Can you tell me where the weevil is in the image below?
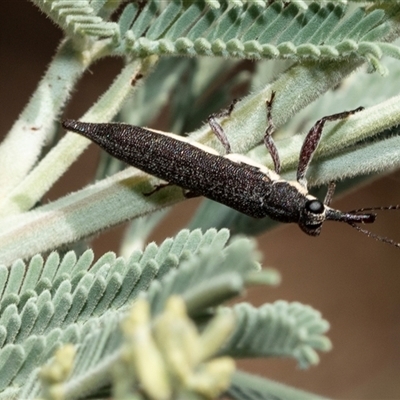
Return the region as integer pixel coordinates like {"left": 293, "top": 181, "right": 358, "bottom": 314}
{"left": 62, "top": 92, "right": 399, "bottom": 247}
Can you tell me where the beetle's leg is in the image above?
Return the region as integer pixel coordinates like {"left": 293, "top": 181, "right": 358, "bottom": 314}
{"left": 297, "top": 106, "right": 364, "bottom": 188}
{"left": 324, "top": 182, "right": 336, "bottom": 206}
{"left": 207, "top": 99, "right": 238, "bottom": 154}
{"left": 143, "top": 182, "right": 172, "bottom": 196}
{"left": 145, "top": 183, "right": 201, "bottom": 199}
{"left": 264, "top": 91, "right": 281, "bottom": 174}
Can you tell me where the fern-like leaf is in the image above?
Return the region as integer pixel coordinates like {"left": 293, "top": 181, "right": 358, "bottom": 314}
{"left": 38, "top": 1, "right": 400, "bottom": 65}
{"left": 32, "top": 0, "right": 119, "bottom": 39}
{"left": 8, "top": 230, "right": 268, "bottom": 399}
{"left": 0, "top": 229, "right": 271, "bottom": 397}
{"left": 0, "top": 229, "right": 231, "bottom": 323}
{"left": 221, "top": 301, "right": 331, "bottom": 368}
{"left": 113, "top": 1, "right": 400, "bottom": 64}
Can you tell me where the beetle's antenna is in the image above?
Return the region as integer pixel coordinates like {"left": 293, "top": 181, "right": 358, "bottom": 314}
{"left": 347, "top": 222, "right": 400, "bottom": 248}
{"left": 344, "top": 205, "right": 400, "bottom": 248}
{"left": 347, "top": 205, "right": 400, "bottom": 214}
{"left": 325, "top": 204, "right": 400, "bottom": 247}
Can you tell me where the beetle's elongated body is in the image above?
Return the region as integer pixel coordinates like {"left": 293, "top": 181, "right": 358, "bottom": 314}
{"left": 63, "top": 120, "right": 310, "bottom": 222}
{"left": 62, "top": 93, "right": 399, "bottom": 246}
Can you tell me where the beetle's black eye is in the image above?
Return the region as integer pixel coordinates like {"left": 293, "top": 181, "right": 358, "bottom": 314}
{"left": 305, "top": 200, "right": 324, "bottom": 214}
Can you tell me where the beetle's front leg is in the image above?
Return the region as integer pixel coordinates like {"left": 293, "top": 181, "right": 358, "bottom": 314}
{"left": 263, "top": 91, "right": 281, "bottom": 174}
{"left": 207, "top": 98, "right": 238, "bottom": 154}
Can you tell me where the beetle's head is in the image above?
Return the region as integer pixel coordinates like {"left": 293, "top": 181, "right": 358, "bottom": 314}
{"left": 298, "top": 198, "right": 376, "bottom": 236}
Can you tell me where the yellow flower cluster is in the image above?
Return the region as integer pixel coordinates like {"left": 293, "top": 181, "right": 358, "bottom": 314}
{"left": 117, "top": 296, "right": 236, "bottom": 399}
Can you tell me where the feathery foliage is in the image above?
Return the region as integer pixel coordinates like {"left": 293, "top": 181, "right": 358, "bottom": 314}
{"left": 0, "top": 230, "right": 328, "bottom": 399}
{"left": 36, "top": 0, "right": 400, "bottom": 64}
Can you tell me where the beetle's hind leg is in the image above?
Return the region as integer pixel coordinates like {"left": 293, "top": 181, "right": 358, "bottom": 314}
{"left": 207, "top": 98, "right": 238, "bottom": 154}
{"left": 296, "top": 106, "right": 364, "bottom": 188}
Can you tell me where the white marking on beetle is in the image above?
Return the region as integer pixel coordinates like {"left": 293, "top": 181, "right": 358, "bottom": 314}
{"left": 224, "top": 153, "right": 281, "bottom": 181}
{"left": 146, "top": 128, "right": 220, "bottom": 155}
